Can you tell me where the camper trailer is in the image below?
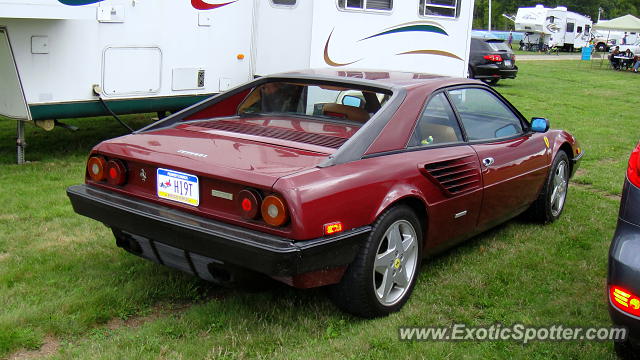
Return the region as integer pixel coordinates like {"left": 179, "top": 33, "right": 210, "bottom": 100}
{"left": 0, "top": 0, "right": 475, "bottom": 163}
{"left": 515, "top": 5, "right": 592, "bottom": 51}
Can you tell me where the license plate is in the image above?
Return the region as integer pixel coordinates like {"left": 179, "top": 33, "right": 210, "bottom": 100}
{"left": 504, "top": 60, "right": 512, "bottom": 67}
{"left": 157, "top": 168, "right": 199, "bottom": 206}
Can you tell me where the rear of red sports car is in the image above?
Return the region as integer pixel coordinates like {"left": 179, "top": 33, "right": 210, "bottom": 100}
{"left": 68, "top": 71, "right": 582, "bottom": 318}
{"left": 68, "top": 72, "right": 405, "bottom": 290}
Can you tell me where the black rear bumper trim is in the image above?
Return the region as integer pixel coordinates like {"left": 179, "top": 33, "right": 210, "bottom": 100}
{"left": 67, "top": 184, "right": 370, "bottom": 277}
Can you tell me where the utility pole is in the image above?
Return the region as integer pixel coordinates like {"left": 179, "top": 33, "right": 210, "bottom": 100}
{"left": 598, "top": 7, "right": 603, "bottom": 22}
{"left": 488, "top": 0, "right": 492, "bottom": 31}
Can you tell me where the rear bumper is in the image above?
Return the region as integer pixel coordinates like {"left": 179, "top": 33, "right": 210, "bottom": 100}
{"left": 608, "top": 180, "right": 640, "bottom": 343}
{"left": 67, "top": 184, "right": 370, "bottom": 282}
{"left": 472, "top": 64, "right": 518, "bottom": 80}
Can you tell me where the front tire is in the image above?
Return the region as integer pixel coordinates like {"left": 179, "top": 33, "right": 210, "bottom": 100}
{"left": 330, "top": 205, "right": 422, "bottom": 318}
{"left": 528, "top": 150, "right": 570, "bottom": 223}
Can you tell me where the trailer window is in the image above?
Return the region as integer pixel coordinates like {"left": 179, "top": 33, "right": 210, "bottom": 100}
{"left": 419, "top": 0, "right": 460, "bottom": 18}
{"left": 567, "top": 23, "right": 575, "bottom": 33}
{"left": 585, "top": 25, "right": 591, "bottom": 33}
{"left": 546, "top": 16, "right": 555, "bottom": 23}
{"left": 271, "top": 0, "right": 296, "bottom": 5}
{"left": 338, "top": 0, "right": 393, "bottom": 11}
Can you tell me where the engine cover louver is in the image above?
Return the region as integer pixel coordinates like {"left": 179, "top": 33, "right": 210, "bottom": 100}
{"left": 191, "top": 120, "right": 349, "bottom": 149}
{"left": 422, "top": 156, "right": 481, "bottom": 196}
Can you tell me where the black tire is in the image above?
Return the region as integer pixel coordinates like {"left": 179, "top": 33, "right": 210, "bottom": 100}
{"left": 527, "top": 150, "right": 570, "bottom": 223}
{"left": 614, "top": 339, "right": 639, "bottom": 360}
{"left": 482, "top": 78, "right": 499, "bottom": 86}
{"left": 597, "top": 43, "right": 607, "bottom": 52}
{"left": 329, "top": 205, "right": 422, "bottom": 318}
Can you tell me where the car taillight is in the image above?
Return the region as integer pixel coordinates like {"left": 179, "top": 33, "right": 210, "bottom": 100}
{"left": 261, "top": 195, "right": 288, "bottom": 227}
{"left": 87, "top": 156, "right": 107, "bottom": 182}
{"left": 237, "top": 189, "right": 262, "bottom": 220}
{"left": 484, "top": 54, "right": 503, "bottom": 62}
{"left": 106, "top": 159, "right": 127, "bottom": 186}
{"left": 610, "top": 286, "right": 640, "bottom": 317}
{"left": 627, "top": 143, "right": 640, "bottom": 187}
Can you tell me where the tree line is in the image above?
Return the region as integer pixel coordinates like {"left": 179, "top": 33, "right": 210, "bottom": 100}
{"left": 474, "top": 0, "right": 640, "bottom": 30}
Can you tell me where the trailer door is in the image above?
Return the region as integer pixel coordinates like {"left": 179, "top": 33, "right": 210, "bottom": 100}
{"left": 565, "top": 19, "right": 576, "bottom": 45}
{"left": 0, "top": 28, "right": 29, "bottom": 120}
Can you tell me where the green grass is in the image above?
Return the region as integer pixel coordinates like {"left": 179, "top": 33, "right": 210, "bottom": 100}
{"left": 0, "top": 61, "right": 634, "bottom": 359}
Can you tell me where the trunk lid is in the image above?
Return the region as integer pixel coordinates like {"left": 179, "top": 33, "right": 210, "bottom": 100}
{"left": 97, "top": 117, "right": 359, "bottom": 188}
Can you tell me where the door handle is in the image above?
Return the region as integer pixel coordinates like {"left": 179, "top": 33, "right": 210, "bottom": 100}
{"left": 482, "top": 157, "right": 495, "bottom": 167}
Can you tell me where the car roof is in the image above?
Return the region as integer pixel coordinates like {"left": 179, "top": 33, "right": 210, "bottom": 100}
{"left": 264, "top": 68, "right": 480, "bottom": 90}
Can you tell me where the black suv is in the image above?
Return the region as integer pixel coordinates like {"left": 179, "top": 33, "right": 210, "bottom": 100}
{"left": 468, "top": 37, "right": 518, "bottom": 85}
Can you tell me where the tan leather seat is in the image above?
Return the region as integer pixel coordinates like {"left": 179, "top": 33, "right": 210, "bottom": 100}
{"left": 322, "top": 103, "right": 370, "bottom": 123}
{"left": 420, "top": 123, "right": 458, "bottom": 144}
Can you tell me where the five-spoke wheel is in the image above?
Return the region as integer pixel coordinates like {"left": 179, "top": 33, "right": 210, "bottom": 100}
{"left": 373, "top": 219, "right": 419, "bottom": 306}
{"left": 330, "top": 205, "right": 422, "bottom": 318}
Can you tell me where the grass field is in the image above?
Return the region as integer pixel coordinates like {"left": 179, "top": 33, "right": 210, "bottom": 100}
{"left": 0, "top": 61, "right": 636, "bottom": 359}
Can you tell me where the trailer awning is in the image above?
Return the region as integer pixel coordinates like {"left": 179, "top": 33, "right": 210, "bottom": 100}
{"left": 594, "top": 14, "right": 640, "bottom": 32}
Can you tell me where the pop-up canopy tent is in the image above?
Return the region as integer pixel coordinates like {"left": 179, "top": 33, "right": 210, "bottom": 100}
{"left": 595, "top": 14, "right": 640, "bottom": 32}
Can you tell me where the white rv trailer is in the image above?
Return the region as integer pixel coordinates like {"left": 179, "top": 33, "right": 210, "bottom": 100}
{"left": 0, "top": 0, "right": 475, "bottom": 163}
{"left": 515, "top": 5, "right": 592, "bottom": 51}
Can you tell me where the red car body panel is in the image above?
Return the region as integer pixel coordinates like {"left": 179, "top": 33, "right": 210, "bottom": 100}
{"left": 67, "top": 70, "right": 582, "bottom": 289}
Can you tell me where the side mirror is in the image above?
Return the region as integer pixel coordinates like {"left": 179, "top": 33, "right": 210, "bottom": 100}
{"left": 342, "top": 95, "right": 363, "bottom": 108}
{"left": 531, "top": 117, "right": 550, "bottom": 133}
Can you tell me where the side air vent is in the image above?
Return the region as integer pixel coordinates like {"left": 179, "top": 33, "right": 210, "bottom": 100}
{"left": 192, "top": 120, "right": 349, "bottom": 149}
{"left": 422, "top": 156, "right": 481, "bottom": 196}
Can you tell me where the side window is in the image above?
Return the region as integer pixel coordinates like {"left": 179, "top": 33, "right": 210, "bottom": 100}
{"left": 567, "top": 22, "right": 575, "bottom": 33}
{"left": 409, "top": 93, "right": 463, "bottom": 147}
{"left": 419, "top": 0, "right": 460, "bottom": 18}
{"left": 338, "top": 0, "right": 393, "bottom": 11}
{"left": 272, "top": 0, "right": 296, "bottom": 5}
{"left": 447, "top": 88, "right": 523, "bottom": 141}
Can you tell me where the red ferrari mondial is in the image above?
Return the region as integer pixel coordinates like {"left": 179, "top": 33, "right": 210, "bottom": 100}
{"left": 68, "top": 70, "right": 582, "bottom": 317}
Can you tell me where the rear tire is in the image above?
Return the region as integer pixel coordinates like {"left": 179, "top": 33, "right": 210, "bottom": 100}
{"left": 482, "top": 78, "right": 500, "bottom": 86}
{"left": 330, "top": 205, "right": 422, "bottom": 318}
{"left": 468, "top": 66, "right": 475, "bottom": 79}
{"left": 527, "top": 150, "right": 570, "bottom": 223}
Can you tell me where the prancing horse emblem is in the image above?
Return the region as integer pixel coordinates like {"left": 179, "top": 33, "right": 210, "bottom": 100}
{"left": 139, "top": 168, "right": 147, "bottom": 182}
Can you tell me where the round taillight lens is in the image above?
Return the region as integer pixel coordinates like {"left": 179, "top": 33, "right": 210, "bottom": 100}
{"left": 237, "top": 189, "right": 262, "bottom": 219}
{"left": 87, "top": 156, "right": 106, "bottom": 182}
{"left": 106, "top": 159, "right": 127, "bottom": 186}
{"left": 261, "top": 195, "right": 288, "bottom": 227}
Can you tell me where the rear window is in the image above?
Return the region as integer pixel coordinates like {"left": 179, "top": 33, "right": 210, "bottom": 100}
{"left": 485, "top": 40, "right": 511, "bottom": 52}
{"left": 237, "top": 81, "right": 391, "bottom": 124}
